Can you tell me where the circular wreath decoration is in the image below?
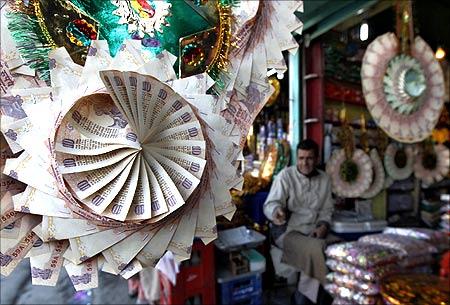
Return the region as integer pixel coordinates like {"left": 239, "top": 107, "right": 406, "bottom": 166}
{"left": 326, "top": 149, "right": 373, "bottom": 198}
{"left": 414, "top": 143, "right": 449, "bottom": 186}
{"left": 0, "top": 0, "right": 304, "bottom": 290}
{"left": 361, "top": 149, "right": 386, "bottom": 199}
{"left": 361, "top": 33, "right": 445, "bottom": 143}
{"left": 383, "top": 143, "right": 414, "bottom": 180}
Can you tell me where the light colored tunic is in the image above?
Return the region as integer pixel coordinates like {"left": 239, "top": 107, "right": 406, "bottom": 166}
{"left": 263, "top": 166, "right": 334, "bottom": 235}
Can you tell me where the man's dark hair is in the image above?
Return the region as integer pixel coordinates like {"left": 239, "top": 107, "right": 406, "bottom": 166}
{"left": 297, "top": 139, "right": 319, "bottom": 157}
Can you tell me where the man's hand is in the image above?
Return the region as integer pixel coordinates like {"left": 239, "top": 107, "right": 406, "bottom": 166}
{"left": 272, "top": 207, "right": 286, "bottom": 225}
{"left": 310, "top": 224, "right": 328, "bottom": 238}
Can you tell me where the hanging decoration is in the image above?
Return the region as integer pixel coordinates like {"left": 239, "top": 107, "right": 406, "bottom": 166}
{"left": 413, "top": 142, "right": 449, "bottom": 186}
{"left": 361, "top": 2, "right": 445, "bottom": 143}
{"left": 326, "top": 109, "right": 373, "bottom": 198}
{"left": 6, "top": 0, "right": 100, "bottom": 81}
{"left": 0, "top": 0, "right": 303, "bottom": 290}
{"left": 110, "top": 0, "right": 171, "bottom": 39}
{"left": 361, "top": 149, "right": 386, "bottom": 199}
{"left": 359, "top": 115, "right": 385, "bottom": 199}
{"left": 383, "top": 142, "right": 414, "bottom": 180}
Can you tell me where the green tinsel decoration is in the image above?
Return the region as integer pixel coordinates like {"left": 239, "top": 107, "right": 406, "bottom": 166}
{"left": 6, "top": 12, "right": 55, "bottom": 83}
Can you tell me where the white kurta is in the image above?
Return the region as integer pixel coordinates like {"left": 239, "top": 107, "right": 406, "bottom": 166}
{"left": 263, "top": 166, "right": 334, "bottom": 234}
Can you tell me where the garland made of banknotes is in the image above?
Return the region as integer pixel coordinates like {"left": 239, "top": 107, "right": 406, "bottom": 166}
{"left": 0, "top": 0, "right": 303, "bottom": 290}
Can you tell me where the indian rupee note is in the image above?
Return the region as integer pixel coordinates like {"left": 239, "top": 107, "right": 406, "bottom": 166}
{"left": 63, "top": 152, "right": 137, "bottom": 200}
{"left": 126, "top": 158, "right": 152, "bottom": 220}
{"left": 98, "top": 70, "right": 138, "bottom": 133}
{"left": 102, "top": 155, "right": 140, "bottom": 221}
{"left": 102, "top": 228, "right": 155, "bottom": 274}
{"left": 136, "top": 221, "right": 178, "bottom": 267}
{"left": 152, "top": 120, "right": 204, "bottom": 143}
{"left": 41, "top": 216, "right": 100, "bottom": 241}
{"left": 69, "top": 227, "right": 135, "bottom": 264}
{"left": 145, "top": 150, "right": 200, "bottom": 201}
{"left": 81, "top": 157, "right": 135, "bottom": 214}
{"left": 143, "top": 155, "right": 184, "bottom": 215}
{"left": 55, "top": 123, "right": 128, "bottom": 156}
{"left": 13, "top": 186, "right": 71, "bottom": 218}
{"left": 30, "top": 240, "right": 69, "bottom": 286}
{"left": 146, "top": 147, "right": 206, "bottom": 180}
{"left": 144, "top": 140, "right": 205, "bottom": 159}
{"left": 168, "top": 204, "right": 199, "bottom": 260}
{"left": 57, "top": 148, "right": 137, "bottom": 174}
{"left": 65, "top": 258, "right": 99, "bottom": 291}
{"left": 67, "top": 93, "right": 139, "bottom": 148}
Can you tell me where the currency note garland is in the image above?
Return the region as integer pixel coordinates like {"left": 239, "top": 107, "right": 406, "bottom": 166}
{"left": 0, "top": 0, "right": 303, "bottom": 289}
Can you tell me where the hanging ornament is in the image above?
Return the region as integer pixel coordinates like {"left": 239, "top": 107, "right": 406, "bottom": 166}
{"left": 361, "top": 149, "right": 386, "bottom": 199}
{"left": 66, "top": 19, "right": 98, "bottom": 47}
{"left": 383, "top": 142, "right": 414, "bottom": 180}
{"left": 1, "top": 0, "right": 303, "bottom": 290}
{"left": 111, "top": 0, "right": 170, "bottom": 39}
{"left": 361, "top": 2, "right": 445, "bottom": 143}
{"left": 414, "top": 142, "right": 449, "bottom": 186}
{"left": 6, "top": 0, "right": 100, "bottom": 81}
{"left": 326, "top": 149, "right": 373, "bottom": 198}
{"left": 326, "top": 108, "right": 373, "bottom": 198}
{"left": 179, "top": 0, "right": 233, "bottom": 79}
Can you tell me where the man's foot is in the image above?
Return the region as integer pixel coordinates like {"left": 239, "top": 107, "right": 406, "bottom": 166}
{"left": 291, "top": 291, "right": 315, "bottom": 305}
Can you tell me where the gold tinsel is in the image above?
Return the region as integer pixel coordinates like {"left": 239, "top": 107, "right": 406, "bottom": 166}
{"left": 206, "top": 2, "right": 232, "bottom": 78}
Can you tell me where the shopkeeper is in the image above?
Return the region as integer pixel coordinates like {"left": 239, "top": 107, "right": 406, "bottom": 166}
{"left": 263, "top": 139, "right": 338, "bottom": 305}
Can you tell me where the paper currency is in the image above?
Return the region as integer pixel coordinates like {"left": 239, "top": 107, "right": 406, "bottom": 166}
{"left": 1, "top": 191, "right": 24, "bottom": 229}
{"left": 98, "top": 70, "right": 139, "bottom": 134}
{"left": 30, "top": 240, "right": 69, "bottom": 286}
{"left": 136, "top": 221, "right": 178, "bottom": 267}
{"left": 152, "top": 121, "right": 204, "bottom": 143}
{"left": 144, "top": 140, "right": 206, "bottom": 160}
{"left": 126, "top": 159, "right": 152, "bottom": 220}
{"left": 65, "top": 258, "right": 99, "bottom": 291}
{"left": 12, "top": 186, "right": 72, "bottom": 218}
{"left": 63, "top": 153, "right": 137, "bottom": 200}
{"left": 1, "top": 214, "right": 41, "bottom": 276}
{"left": 66, "top": 93, "right": 140, "bottom": 148}
{"left": 81, "top": 157, "right": 135, "bottom": 214}
{"left": 102, "top": 155, "right": 140, "bottom": 221}
{"left": 68, "top": 227, "right": 135, "bottom": 263}
{"left": 148, "top": 148, "right": 206, "bottom": 180}
{"left": 102, "top": 228, "right": 155, "bottom": 274}
{"left": 57, "top": 148, "right": 137, "bottom": 174}
{"left": 146, "top": 150, "right": 200, "bottom": 201}
{"left": 167, "top": 204, "right": 199, "bottom": 260}
{"left": 40, "top": 216, "right": 100, "bottom": 241}
{"left": 143, "top": 155, "right": 184, "bottom": 214}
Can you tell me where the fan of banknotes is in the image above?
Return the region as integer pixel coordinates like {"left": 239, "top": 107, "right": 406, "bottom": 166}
{"left": 0, "top": 0, "right": 303, "bottom": 291}
{"left": 54, "top": 72, "right": 206, "bottom": 222}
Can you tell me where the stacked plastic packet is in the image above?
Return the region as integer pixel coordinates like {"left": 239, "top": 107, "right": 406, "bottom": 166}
{"left": 325, "top": 242, "right": 401, "bottom": 305}
{"left": 359, "top": 233, "right": 439, "bottom": 273}
{"left": 383, "top": 227, "right": 449, "bottom": 252}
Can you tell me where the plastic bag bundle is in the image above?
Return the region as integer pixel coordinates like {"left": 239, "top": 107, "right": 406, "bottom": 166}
{"left": 326, "top": 259, "right": 399, "bottom": 282}
{"left": 399, "top": 254, "right": 434, "bottom": 268}
{"left": 326, "top": 272, "right": 380, "bottom": 295}
{"left": 358, "top": 234, "right": 438, "bottom": 257}
{"left": 383, "top": 227, "right": 449, "bottom": 251}
{"left": 325, "top": 283, "right": 380, "bottom": 305}
{"left": 325, "top": 242, "right": 401, "bottom": 268}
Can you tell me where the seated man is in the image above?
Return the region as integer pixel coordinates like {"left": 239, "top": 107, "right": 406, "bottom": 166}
{"left": 263, "top": 139, "right": 337, "bottom": 305}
